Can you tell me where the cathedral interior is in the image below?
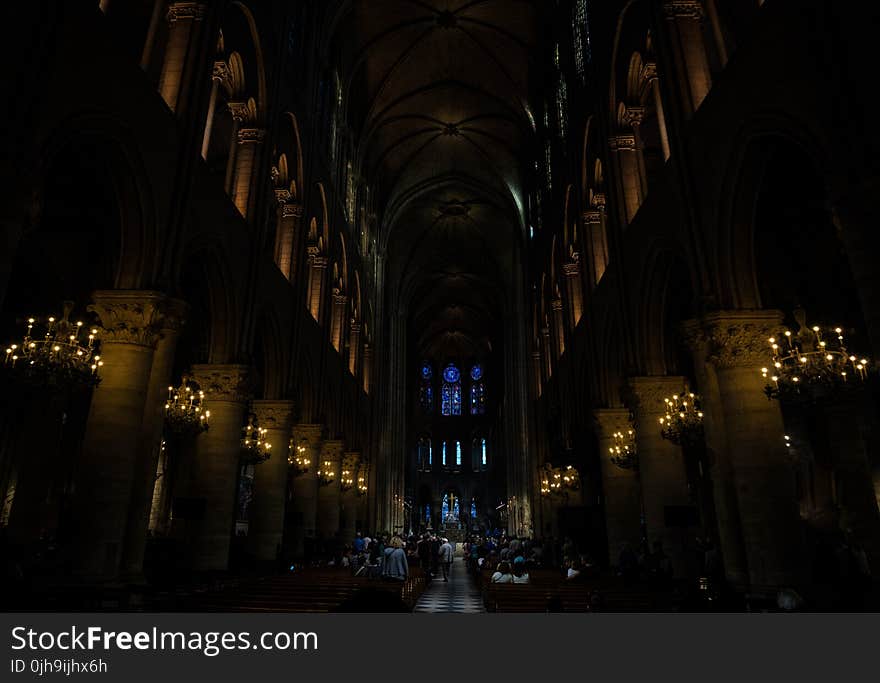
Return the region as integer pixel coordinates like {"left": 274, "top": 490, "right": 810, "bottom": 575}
{"left": 2, "top": 0, "right": 879, "bottom": 612}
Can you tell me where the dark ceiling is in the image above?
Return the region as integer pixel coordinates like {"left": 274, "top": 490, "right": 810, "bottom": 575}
{"left": 332, "top": 0, "right": 544, "bottom": 359}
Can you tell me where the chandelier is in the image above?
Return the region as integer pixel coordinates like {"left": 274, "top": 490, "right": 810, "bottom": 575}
{"left": 164, "top": 376, "right": 209, "bottom": 435}
{"left": 240, "top": 413, "right": 271, "bottom": 465}
{"left": 317, "top": 459, "right": 336, "bottom": 486}
{"left": 609, "top": 428, "right": 638, "bottom": 470}
{"left": 288, "top": 439, "right": 311, "bottom": 475}
{"left": 540, "top": 463, "right": 580, "bottom": 497}
{"left": 3, "top": 303, "right": 103, "bottom": 388}
{"left": 356, "top": 467, "right": 368, "bottom": 496}
{"left": 659, "top": 388, "right": 704, "bottom": 446}
{"left": 761, "top": 311, "right": 870, "bottom": 402}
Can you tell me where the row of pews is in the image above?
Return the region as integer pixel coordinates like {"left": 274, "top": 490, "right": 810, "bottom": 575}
{"left": 183, "top": 567, "right": 428, "bottom": 613}
{"left": 476, "top": 567, "right": 676, "bottom": 612}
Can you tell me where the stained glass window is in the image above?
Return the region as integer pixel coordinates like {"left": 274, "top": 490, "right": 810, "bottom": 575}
{"left": 425, "top": 504, "right": 431, "bottom": 524}
{"left": 417, "top": 436, "right": 431, "bottom": 470}
{"left": 442, "top": 493, "right": 449, "bottom": 519}
{"left": 470, "top": 364, "right": 483, "bottom": 381}
{"left": 572, "top": 0, "right": 592, "bottom": 83}
{"left": 556, "top": 74, "right": 568, "bottom": 142}
{"left": 455, "top": 440, "right": 462, "bottom": 466}
{"left": 482, "top": 438, "right": 487, "bottom": 467}
{"left": 419, "top": 363, "right": 433, "bottom": 413}
{"left": 442, "top": 441, "right": 447, "bottom": 466}
{"left": 471, "top": 500, "right": 477, "bottom": 518}
{"left": 470, "top": 381, "right": 486, "bottom": 415}
{"left": 421, "top": 363, "right": 433, "bottom": 380}
{"left": 345, "top": 161, "right": 356, "bottom": 223}
{"left": 441, "top": 364, "right": 462, "bottom": 416}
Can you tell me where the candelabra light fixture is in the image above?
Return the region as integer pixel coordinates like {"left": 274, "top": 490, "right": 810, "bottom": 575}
{"left": 540, "top": 463, "right": 580, "bottom": 497}
{"left": 610, "top": 428, "right": 638, "bottom": 470}
{"left": 659, "top": 388, "right": 704, "bottom": 446}
{"left": 356, "top": 467, "right": 368, "bottom": 496}
{"left": 240, "top": 413, "right": 271, "bottom": 465}
{"left": 164, "top": 376, "right": 209, "bottom": 435}
{"left": 3, "top": 303, "right": 103, "bottom": 388}
{"left": 340, "top": 466, "right": 355, "bottom": 491}
{"left": 317, "top": 459, "right": 336, "bottom": 486}
{"left": 288, "top": 439, "right": 311, "bottom": 475}
{"left": 761, "top": 311, "right": 871, "bottom": 402}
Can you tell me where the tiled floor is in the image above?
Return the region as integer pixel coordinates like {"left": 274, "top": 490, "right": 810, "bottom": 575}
{"left": 413, "top": 558, "right": 485, "bottom": 613}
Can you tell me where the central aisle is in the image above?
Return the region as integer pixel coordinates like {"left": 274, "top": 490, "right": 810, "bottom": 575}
{"left": 413, "top": 557, "right": 485, "bottom": 614}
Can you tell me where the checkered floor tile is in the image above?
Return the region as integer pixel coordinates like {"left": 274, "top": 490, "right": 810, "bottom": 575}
{"left": 413, "top": 559, "right": 485, "bottom": 613}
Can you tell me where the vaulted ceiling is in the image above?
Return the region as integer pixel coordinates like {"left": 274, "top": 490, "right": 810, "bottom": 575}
{"left": 332, "top": 0, "right": 544, "bottom": 359}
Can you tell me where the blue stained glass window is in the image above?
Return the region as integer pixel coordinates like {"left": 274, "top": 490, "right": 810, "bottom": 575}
{"left": 421, "top": 363, "right": 432, "bottom": 380}
{"left": 471, "top": 501, "right": 477, "bottom": 518}
{"left": 428, "top": 442, "right": 433, "bottom": 466}
{"left": 420, "top": 384, "right": 433, "bottom": 412}
{"left": 455, "top": 440, "right": 462, "bottom": 466}
{"left": 470, "top": 382, "right": 485, "bottom": 415}
{"left": 470, "top": 364, "right": 483, "bottom": 381}
{"left": 481, "top": 438, "right": 487, "bottom": 466}
{"left": 442, "top": 441, "right": 447, "bottom": 466}
{"left": 425, "top": 504, "right": 431, "bottom": 524}
{"left": 441, "top": 364, "right": 462, "bottom": 416}
{"left": 442, "top": 493, "right": 449, "bottom": 520}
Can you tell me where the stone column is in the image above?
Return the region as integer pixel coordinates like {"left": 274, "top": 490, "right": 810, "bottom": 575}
{"left": 583, "top": 209, "right": 608, "bottom": 286}
{"left": 362, "top": 343, "right": 373, "bottom": 394}
{"left": 608, "top": 134, "right": 643, "bottom": 225}
{"left": 290, "top": 424, "right": 323, "bottom": 558}
{"left": 224, "top": 102, "right": 245, "bottom": 196}
{"left": 306, "top": 252, "right": 328, "bottom": 322}
{"left": 540, "top": 326, "right": 553, "bottom": 379}
{"left": 531, "top": 349, "right": 543, "bottom": 397}
{"left": 700, "top": 310, "right": 803, "bottom": 591}
{"left": 682, "top": 319, "right": 750, "bottom": 588}
{"left": 340, "top": 451, "right": 361, "bottom": 545}
{"left": 551, "top": 298, "right": 565, "bottom": 358}
{"left": 273, "top": 196, "right": 302, "bottom": 282}
{"left": 348, "top": 321, "right": 362, "bottom": 376}
{"left": 627, "top": 375, "right": 692, "bottom": 577}
{"left": 594, "top": 409, "right": 643, "bottom": 566}
{"left": 317, "top": 440, "right": 344, "bottom": 540}
{"left": 662, "top": 0, "right": 712, "bottom": 116}
{"left": 644, "top": 61, "right": 671, "bottom": 161}
{"left": 248, "top": 400, "right": 295, "bottom": 562}
{"left": 232, "top": 127, "right": 265, "bottom": 219}
{"left": 158, "top": 2, "right": 207, "bottom": 112}
{"left": 330, "top": 294, "right": 348, "bottom": 353}
{"left": 187, "top": 364, "right": 251, "bottom": 572}
{"left": 71, "top": 291, "right": 165, "bottom": 581}
{"left": 563, "top": 261, "right": 583, "bottom": 329}
{"left": 121, "top": 297, "right": 188, "bottom": 581}
{"left": 201, "top": 60, "right": 229, "bottom": 159}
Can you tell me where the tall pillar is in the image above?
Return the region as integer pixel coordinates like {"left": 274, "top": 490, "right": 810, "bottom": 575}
{"left": 700, "top": 310, "right": 803, "bottom": 591}
{"left": 531, "top": 349, "right": 543, "bottom": 397}
{"left": 682, "top": 319, "right": 750, "bottom": 587}
{"left": 608, "top": 134, "right": 644, "bottom": 225}
{"left": 157, "top": 2, "right": 207, "bottom": 112}
{"left": 317, "top": 440, "right": 344, "bottom": 541}
{"left": 540, "top": 326, "right": 553, "bottom": 379}
{"left": 290, "top": 424, "right": 323, "bottom": 558}
{"left": 306, "top": 252, "right": 328, "bottom": 322}
{"left": 627, "top": 375, "right": 691, "bottom": 577}
{"left": 348, "top": 321, "right": 361, "bottom": 376}
{"left": 594, "top": 409, "right": 642, "bottom": 565}
{"left": 362, "top": 343, "right": 373, "bottom": 394}
{"left": 121, "top": 297, "right": 188, "bottom": 581}
{"left": 644, "top": 61, "right": 671, "bottom": 161}
{"left": 340, "top": 451, "right": 361, "bottom": 545}
{"left": 273, "top": 196, "right": 302, "bottom": 282}
{"left": 71, "top": 291, "right": 165, "bottom": 581}
{"left": 330, "top": 294, "right": 348, "bottom": 353}
{"left": 663, "top": 0, "right": 712, "bottom": 116}
{"left": 248, "top": 400, "right": 295, "bottom": 562}
{"left": 562, "top": 261, "right": 583, "bottom": 328}
{"left": 187, "top": 364, "right": 251, "bottom": 572}
{"left": 583, "top": 209, "right": 608, "bottom": 286}
{"left": 201, "top": 60, "right": 229, "bottom": 159}
{"left": 551, "top": 298, "right": 565, "bottom": 358}
{"left": 232, "top": 127, "right": 265, "bottom": 219}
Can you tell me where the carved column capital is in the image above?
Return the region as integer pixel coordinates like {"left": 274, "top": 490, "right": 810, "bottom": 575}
{"left": 212, "top": 60, "right": 229, "bottom": 83}
{"left": 626, "top": 375, "right": 689, "bottom": 418}
{"left": 88, "top": 290, "right": 168, "bottom": 347}
{"left": 688, "top": 310, "right": 784, "bottom": 370}
{"left": 608, "top": 134, "right": 637, "bottom": 151}
{"left": 274, "top": 188, "right": 292, "bottom": 206}
{"left": 593, "top": 408, "right": 633, "bottom": 438}
{"left": 281, "top": 202, "right": 303, "bottom": 219}
{"left": 551, "top": 298, "right": 564, "bottom": 312}
{"left": 333, "top": 294, "right": 349, "bottom": 307}
{"left": 311, "top": 255, "right": 329, "bottom": 269}
{"left": 663, "top": 0, "right": 705, "bottom": 20}
{"left": 190, "top": 364, "right": 252, "bottom": 403}
{"left": 623, "top": 105, "right": 647, "bottom": 127}
{"left": 166, "top": 2, "right": 207, "bottom": 23}
{"left": 562, "top": 261, "right": 580, "bottom": 278}
{"left": 228, "top": 101, "right": 250, "bottom": 123}
{"left": 320, "top": 439, "right": 345, "bottom": 462}
{"left": 643, "top": 61, "right": 659, "bottom": 82}
{"left": 292, "top": 423, "right": 324, "bottom": 447}
{"left": 582, "top": 209, "right": 603, "bottom": 225}
{"left": 237, "top": 128, "right": 266, "bottom": 145}
{"left": 251, "top": 399, "right": 296, "bottom": 429}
